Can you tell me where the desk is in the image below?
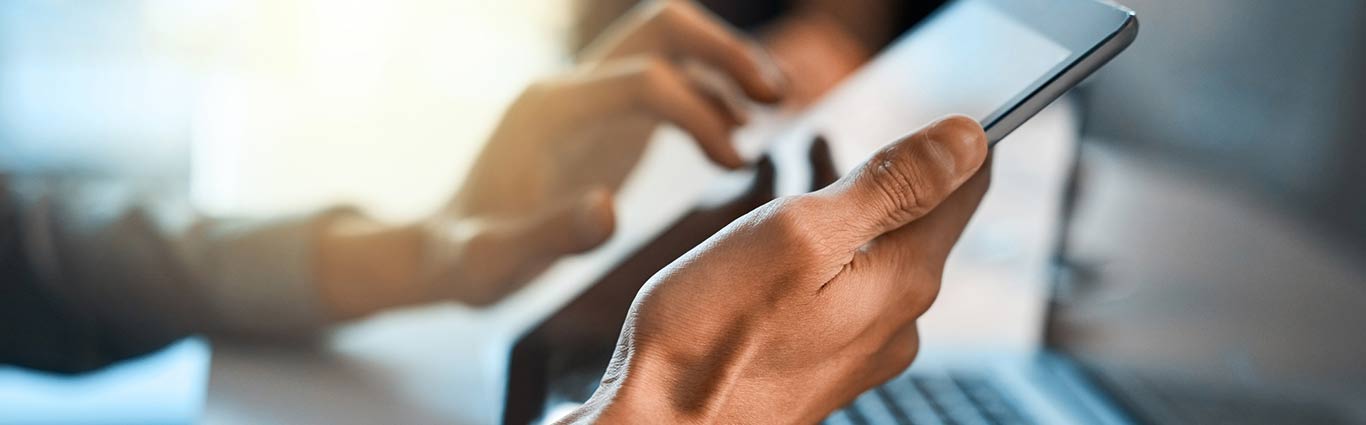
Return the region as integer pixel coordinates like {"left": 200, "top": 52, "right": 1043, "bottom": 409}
{"left": 202, "top": 99, "right": 1079, "bottom": 425}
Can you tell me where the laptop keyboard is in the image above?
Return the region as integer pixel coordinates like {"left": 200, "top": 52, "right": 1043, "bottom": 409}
{"left": 824, "top": 373, "right": 1033, "bottom": 425}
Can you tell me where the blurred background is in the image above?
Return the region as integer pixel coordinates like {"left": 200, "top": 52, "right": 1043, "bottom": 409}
{"left": 1082, "top": 0, "right": 1366, "bottom": 251}
{"left": 2, "top": 0, "right": 1364, "bottom": 424}
{"left": 1, "top": 2, "right": 575, "bottom": 423}
{"left": 1, "top": 0, "right": 570, "bottom": 221}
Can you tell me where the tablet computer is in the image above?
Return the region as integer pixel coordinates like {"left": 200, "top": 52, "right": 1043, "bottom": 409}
{"left": 965, "top": 0, "right": 1137, "bottom": 144}
{"left": 772, "top": 0, "right": 1137, "bottom": 178}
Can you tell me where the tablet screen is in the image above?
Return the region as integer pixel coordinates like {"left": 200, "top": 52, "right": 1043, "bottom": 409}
{"left": 791, "top": 0, "right": 1072, "bottom": 172}
{"left": 914, "top": 0, "right": 1073, "bottom": 124}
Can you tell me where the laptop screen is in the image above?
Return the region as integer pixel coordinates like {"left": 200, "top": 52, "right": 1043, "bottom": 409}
{"left": 1046, "top": 0, "right": 1366, "bottom": 420}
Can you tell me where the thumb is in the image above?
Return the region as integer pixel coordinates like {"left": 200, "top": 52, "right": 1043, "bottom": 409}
{"left": 814, "top": 115, "right": 987, "bottom": 245}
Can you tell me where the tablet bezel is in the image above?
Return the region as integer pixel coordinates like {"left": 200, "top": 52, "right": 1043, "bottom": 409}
{"left": 972, "top": 0, "right": 1138, "bottom": 144}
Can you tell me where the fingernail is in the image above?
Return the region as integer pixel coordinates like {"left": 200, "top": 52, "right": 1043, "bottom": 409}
{"left": 926, "top": 115, "right": 988, "bottom": 176}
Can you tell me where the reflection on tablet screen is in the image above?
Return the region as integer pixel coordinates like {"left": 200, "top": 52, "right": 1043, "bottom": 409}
{"left": 799, "top": 0, "right": 1072, "bottom": 172}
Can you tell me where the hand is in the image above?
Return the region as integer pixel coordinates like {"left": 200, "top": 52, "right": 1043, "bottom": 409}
{"left": 316, "top": 1, "right": 787, "bottom": 318}
{"left": 524, "top": 136, "right": 842, "bottom": 348}
{"left": 760, "top": 11, "right": 873, "bottom": 107}
{"left": 560, "top": 115, "right": 991, "bottom": 424}
{"left": 501, "top": 138, "right": 841, "bottom": 422}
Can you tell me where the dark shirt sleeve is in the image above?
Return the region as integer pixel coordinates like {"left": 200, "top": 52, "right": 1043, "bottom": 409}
{"left": 0, "top": 175, "right": 339, "bottom": 373}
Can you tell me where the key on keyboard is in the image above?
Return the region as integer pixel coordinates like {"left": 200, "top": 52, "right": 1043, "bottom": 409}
{"left": 824, "top": 372, "right": 1033, "bottom": 425}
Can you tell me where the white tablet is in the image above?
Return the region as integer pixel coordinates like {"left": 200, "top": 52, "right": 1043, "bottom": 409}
{"left": 768, "top": 0, "right": 1137, "bottom": 178}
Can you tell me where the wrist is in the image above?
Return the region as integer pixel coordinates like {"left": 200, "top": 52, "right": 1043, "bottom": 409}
{"left": 558, "top": 342, "right": 758, "bottom": 425}
{"left": 563, "top": 330, "right": 839, "bottom": 425}
{"left": 315, "top": 214, "right": 425, "bottom": 319}
{"left": 559, "top": 381, "right": 685, "bottom": 425}
{"left": 553, "top": 342, "right": 691, "bottom": 424}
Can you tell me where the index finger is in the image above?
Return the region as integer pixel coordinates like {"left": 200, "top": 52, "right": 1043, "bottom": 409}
{"left": 583, "top": 1, "right": 788, "bottom": 103}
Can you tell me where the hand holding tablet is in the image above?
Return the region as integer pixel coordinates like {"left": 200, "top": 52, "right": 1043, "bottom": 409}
{"left": 513, "top": 1, "right": 1139, "bottom": 422}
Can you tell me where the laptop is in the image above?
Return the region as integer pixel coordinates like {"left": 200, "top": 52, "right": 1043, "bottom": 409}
{"left": 820, "top": 142, "right": 1366, "bottom": 425}
{"left": 821, "top": 0, "right": 1366, "bottom": 418}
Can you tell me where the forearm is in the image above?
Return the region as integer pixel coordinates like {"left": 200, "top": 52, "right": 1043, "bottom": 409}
{"left": 558, "top": 383, "right": 690, "bottom": 425}
{"left": 3, "top": 177, "right": 349, "bottom": 369}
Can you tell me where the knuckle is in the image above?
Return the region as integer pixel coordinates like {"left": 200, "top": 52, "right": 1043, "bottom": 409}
{"left": 866, "top": 146, "right": 933, "bottom": 223}
{"left": 634, "top": 56, "right": 676, "bottom": 96}
{"left": 762, "top": 196, "right": 814, "bottom": 231}
{"left": 857, "top": 115, "right": 989, "bottom": 226}
{"left": 761, "top": 196, "right": 832, "bottom": 260}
